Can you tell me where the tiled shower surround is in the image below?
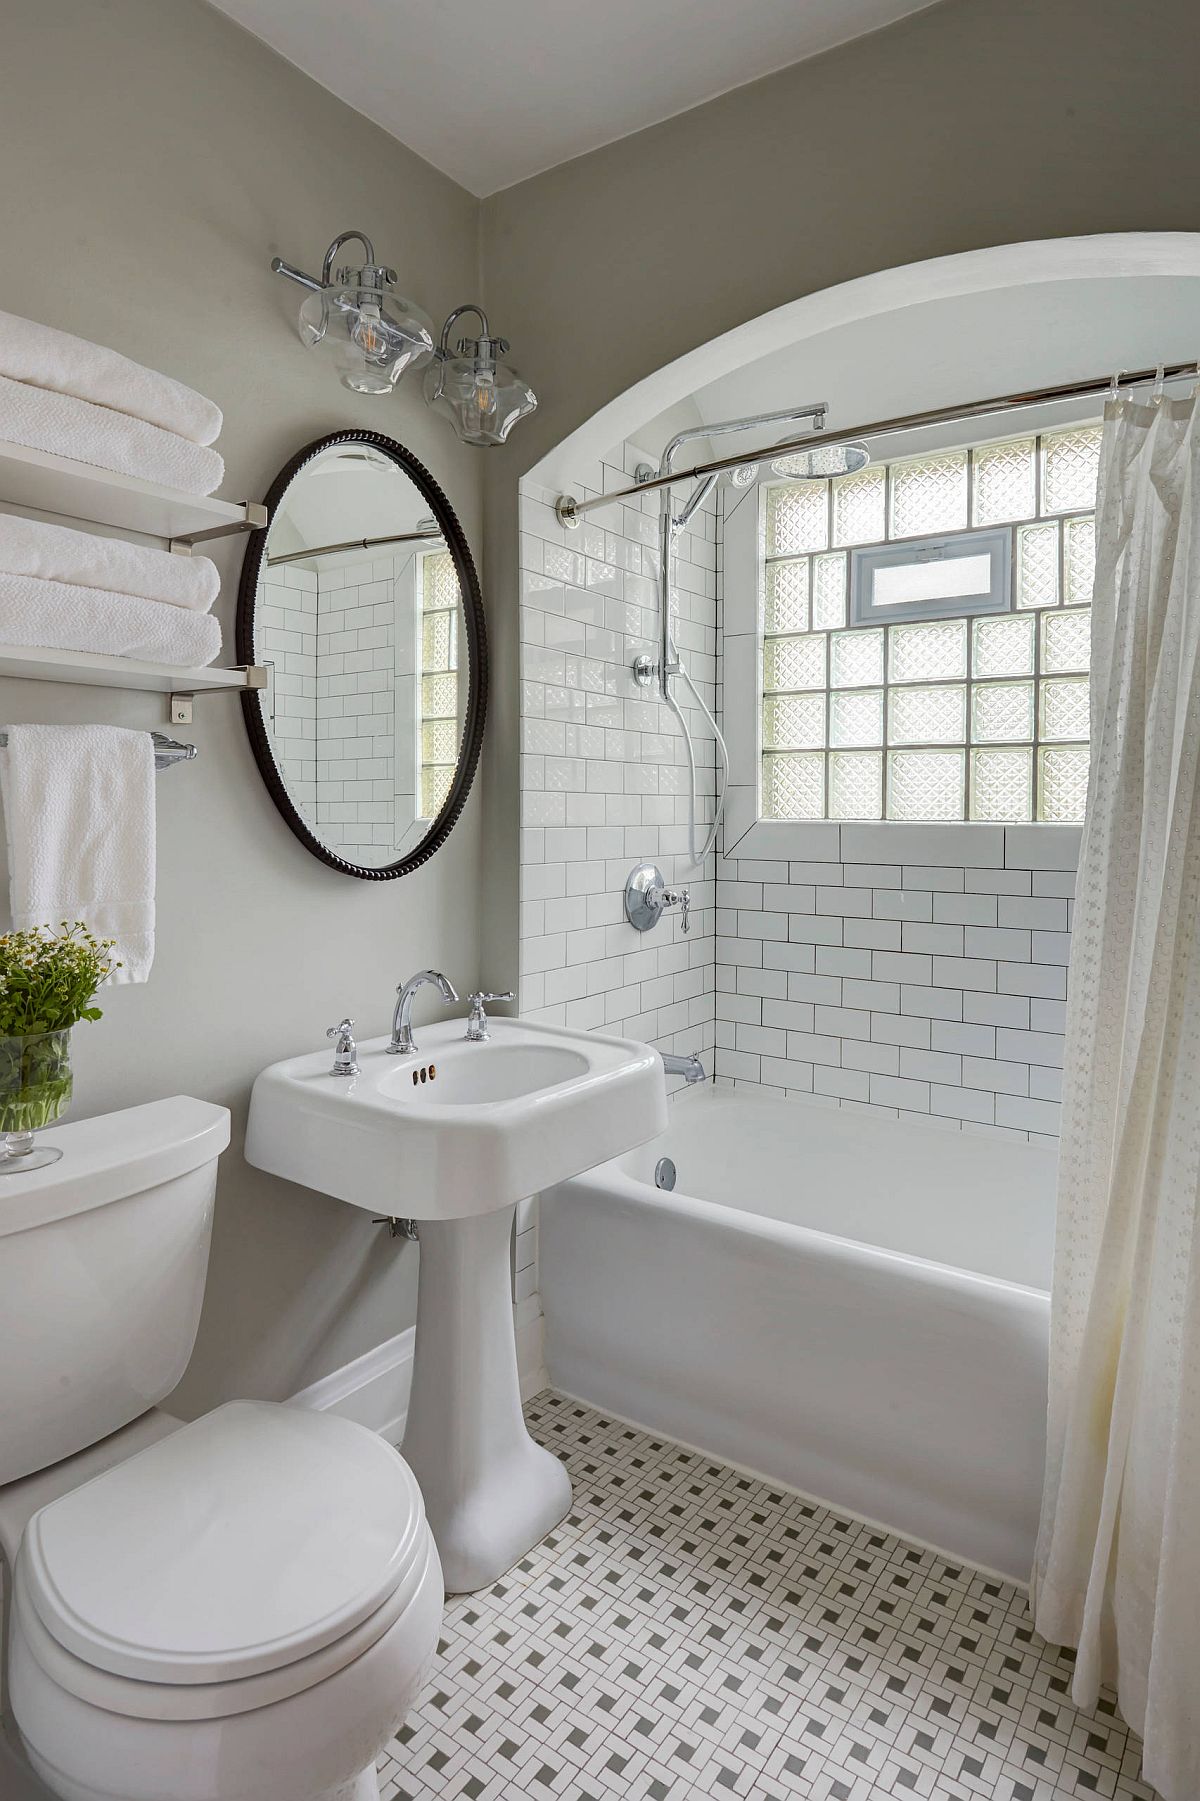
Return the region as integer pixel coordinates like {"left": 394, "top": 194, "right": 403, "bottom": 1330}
{"left": 715, "top": 822, "right": 1075, "bottom": 1141}
{"left": 518, "top": 442, "right": 718, "bottom": 1084}
{"left": 518, "top": 460, "right": 1076, "bottom": 1148}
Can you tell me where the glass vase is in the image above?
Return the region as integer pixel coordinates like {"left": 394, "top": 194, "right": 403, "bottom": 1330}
{"left": 0, "top": 1029, "right": 72, "bottom": 1172}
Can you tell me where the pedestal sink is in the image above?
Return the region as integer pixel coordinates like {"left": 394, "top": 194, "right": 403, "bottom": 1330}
{"left": 247, "top": 1018, "right": 666, "bottom": 1591}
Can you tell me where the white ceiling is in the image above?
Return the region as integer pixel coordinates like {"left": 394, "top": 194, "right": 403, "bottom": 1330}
{"left": 207, "top": 0, "right": 939, "bottom": 196}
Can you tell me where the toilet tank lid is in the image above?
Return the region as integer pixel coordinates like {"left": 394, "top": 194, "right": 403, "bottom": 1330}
{"left": 19, "top": 1401, "right": 429, "bottom": 1686}
{"left": 0, "top": 1096, "right": 230, "bottom": 1237}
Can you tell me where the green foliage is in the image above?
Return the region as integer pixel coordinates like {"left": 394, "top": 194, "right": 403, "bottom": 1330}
{"left": 0, "top": 923, "right": 118, "bottom": 1038}
{"left": 0, "top": 1029, "right": 72, "bottom": 1132}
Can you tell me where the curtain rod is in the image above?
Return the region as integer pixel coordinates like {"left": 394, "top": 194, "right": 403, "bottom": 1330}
{"left": 554, "top": 362, "right": 1200, "bottom": 526}
{"left": 267, "top": 526, "right": 444, "bottom": 567}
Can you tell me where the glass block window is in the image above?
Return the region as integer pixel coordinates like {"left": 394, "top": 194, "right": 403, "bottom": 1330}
{"left": 759, "top": 422, "right": 1099, "bottom": 822}
{"left": 419, "top": 550, "right": 460, "bottom": 818}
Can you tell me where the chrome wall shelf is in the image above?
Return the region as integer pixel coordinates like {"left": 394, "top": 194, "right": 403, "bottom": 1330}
{"left": 0, "top": 440, "right": 266, "bottom": 550}
{"left": 0, "top": 644, "right": 267, "bottom": 725}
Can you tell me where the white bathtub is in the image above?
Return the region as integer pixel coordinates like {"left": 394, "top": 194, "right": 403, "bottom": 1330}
{"left": 541, "top": 1088, "right": 1055, "bottom": 1582}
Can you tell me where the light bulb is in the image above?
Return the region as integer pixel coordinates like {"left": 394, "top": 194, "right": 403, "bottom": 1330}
{"left": 352, "top": 303, "right": 391, "bottom": 363}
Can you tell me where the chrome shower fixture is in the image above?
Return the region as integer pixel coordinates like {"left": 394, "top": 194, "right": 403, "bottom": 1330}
{"left": 772, "top": 442, "right": 870, "bottom": 478}
{"left": 271, "top": 230, "right": 434, "bottom": 394}
{"left": 423, "top": 304, "right": 538, "bottom": 447}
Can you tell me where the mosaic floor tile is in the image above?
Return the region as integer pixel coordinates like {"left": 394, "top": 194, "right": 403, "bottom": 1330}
{"left": 379, "top": 1396, "right": 1158, "bottom": 1801}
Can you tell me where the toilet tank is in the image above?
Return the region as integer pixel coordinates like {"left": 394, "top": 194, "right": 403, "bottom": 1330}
{"left": 0, "top": 1097, "right": 230, "bottom": 1486}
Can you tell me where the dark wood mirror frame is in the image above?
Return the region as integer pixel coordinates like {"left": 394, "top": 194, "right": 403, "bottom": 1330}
{"left": 236, "top": 429, "right": 487, "bottom": 880}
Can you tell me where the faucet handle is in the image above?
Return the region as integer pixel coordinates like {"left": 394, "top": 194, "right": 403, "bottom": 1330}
{"left": 326, "top": 1018, "right": 359, "bottom": 1077}
{"left": 679, "top": 887, "right": 691, "bottom": 935}
{"left": 465, "top": 990, "right": 514, "bottom": 1043}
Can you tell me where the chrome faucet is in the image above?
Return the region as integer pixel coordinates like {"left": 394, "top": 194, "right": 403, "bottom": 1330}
{"left": 662, "top": 1050, "right": 707, "bottom": 1085}
{"left": 388, "top": 969, "right": 458, "bottom": 1055}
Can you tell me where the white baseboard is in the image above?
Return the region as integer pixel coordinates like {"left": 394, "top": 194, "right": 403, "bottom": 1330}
{"left": 288, "top": 1311, "right": 546, "bottom": 1443}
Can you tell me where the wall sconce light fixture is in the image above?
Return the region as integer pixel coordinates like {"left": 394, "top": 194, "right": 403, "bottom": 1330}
{"left": 271, "top": 230, "right": 434, "bottom": 395}
{"left": 423, "top": 305, "right": 537, "bottom": 447}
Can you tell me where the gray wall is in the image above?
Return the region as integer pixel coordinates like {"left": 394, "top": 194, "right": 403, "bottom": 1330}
{"left": 478, "top": 0, "right": 1200, "bottom": 987}
{"left": 0, "top": 0, "right": 484, "bottom": 1413}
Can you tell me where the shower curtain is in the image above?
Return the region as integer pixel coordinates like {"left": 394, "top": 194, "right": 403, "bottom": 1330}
{"left": 1032, "top": 394, "right": 1200, "bottom": 1801}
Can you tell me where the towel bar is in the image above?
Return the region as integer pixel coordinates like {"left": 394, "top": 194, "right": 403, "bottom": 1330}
{"left": 0, "top": 728, "right": 196, "bottom": 770}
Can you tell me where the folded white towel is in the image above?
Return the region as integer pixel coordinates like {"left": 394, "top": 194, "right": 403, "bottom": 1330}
{"left": 0, "top": 572, "right": 221, "bottom": 667}
{"left": 0, "top": 515, "right": 218, "bottom": 612}
{"left": 0, "top": 723, "right": 155, "bottom": 983}
{"left": 0, "top": 310, "right": 221, "bottom": 446}
{"left": 0, "top": 374, "right": 224, "bottom": 497}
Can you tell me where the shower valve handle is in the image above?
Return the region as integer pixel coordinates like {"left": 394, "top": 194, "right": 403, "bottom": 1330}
{"left": 625, "top": 863, "right": 691, "bottom": 936}
{"left": 661, "top": 884, "right": 691, "bottom": 934}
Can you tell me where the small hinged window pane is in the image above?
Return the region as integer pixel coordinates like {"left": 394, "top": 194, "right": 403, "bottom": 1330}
{"left": 851, "top": 529, "right": 1010, "bottom": 627}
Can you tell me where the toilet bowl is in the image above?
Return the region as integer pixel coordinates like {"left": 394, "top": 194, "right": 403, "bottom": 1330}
{"left": 0, "top": 1100, "right": 444, "bottom": 1801}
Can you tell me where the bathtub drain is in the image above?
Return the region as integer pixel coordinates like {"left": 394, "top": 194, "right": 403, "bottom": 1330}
{"left": 654, "top": 1157, "right": 677, "bottom": 1191}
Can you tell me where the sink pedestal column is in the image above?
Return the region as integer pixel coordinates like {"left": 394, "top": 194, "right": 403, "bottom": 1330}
{"left": 403, "top": 1201, "right": 572, "bottom": 1593}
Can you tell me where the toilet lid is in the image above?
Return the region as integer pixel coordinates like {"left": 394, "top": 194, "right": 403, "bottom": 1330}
{"left": 19, "top": 1401, "right": 428, "bottom": 1685}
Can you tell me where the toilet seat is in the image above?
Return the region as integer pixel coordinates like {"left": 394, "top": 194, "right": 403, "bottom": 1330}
{"left": 15, "top": 1400, "right": 431, "bottom": 1720}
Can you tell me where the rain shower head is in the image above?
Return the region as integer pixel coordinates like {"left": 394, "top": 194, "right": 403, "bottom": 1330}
{"left": 772, "top": 441, "right": 870, "bottom": 479}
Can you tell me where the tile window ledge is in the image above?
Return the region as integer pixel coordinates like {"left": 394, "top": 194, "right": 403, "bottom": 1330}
{"left": 723, "top": 806, "right": 1082, "bottom": 872}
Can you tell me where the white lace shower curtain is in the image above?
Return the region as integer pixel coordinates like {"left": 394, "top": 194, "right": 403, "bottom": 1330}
{"left": 1032, "top": 394, "right": 1200, "bottom": 1800}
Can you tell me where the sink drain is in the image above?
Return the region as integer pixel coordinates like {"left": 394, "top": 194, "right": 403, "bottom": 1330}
{"left": 654, "top": 1157, "right": 677, "bottom": 1191}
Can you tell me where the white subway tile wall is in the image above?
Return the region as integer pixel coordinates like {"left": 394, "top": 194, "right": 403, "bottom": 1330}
{"left": 262, "top": 548, "right": 449, "bottom": 868}
{"left": 516, "top": 445, "right": 720, "bottom": 1327}
{"left": 314, "top": 553, "right": 409, "bottom": 868}
{"left": 715, "top": 821, "right": 1076, "bottom": 1140}
{"left": 518, "top": 443, "right": 718, "bottom": 1076}
{"left": 259, "top": 566, "right": 317, "bottom": 813}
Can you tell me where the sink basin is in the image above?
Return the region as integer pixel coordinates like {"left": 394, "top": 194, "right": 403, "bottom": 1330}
{"left": 247, "top": 1014, "right": 667, "bottom": 1595}
{"left": 379, "top": 1041, "right": 590, "bottom": 1107}
{"left": 246, "top": 1017, "right": 664, "bottom": 1219}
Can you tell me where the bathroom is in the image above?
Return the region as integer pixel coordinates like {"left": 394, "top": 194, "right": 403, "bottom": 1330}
{"left": 0, "top": 1, "right": 1197, "bottom": 1797}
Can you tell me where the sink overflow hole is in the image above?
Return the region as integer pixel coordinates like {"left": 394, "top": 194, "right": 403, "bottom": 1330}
{"left": 655, "top": 1157, "right": 677, "bottom": 1191}
{"left": 411, "top": 1064, "right": 437, "bottom": 1085}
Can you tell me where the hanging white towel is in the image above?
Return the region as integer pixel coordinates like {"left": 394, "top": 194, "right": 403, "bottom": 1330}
{"left": 0, "top": 572, "right": 221, "bottom": 667}
{"left": 0, "top": 374, "right": 224, "bottom": 497}
{"left": 0, "top": 309, "right": 222, "bottom": 446}
{"left": 0, "top": 515, "right": 218, "bottom": 612}
{"left": 0, "top": 723, "right": 155, "bottom": 983}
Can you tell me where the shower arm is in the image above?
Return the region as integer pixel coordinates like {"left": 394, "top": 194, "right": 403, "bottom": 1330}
{"left": 652, "top": 402, "right": 832, "bottom": 696}
{"left": 558, "top": 401, "right": 829, "bottom": 528}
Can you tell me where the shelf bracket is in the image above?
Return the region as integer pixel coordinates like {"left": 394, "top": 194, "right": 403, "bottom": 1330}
{"left": 170, "top": 502, "right": 268, "bottom": 556}
{"left": 169, "top": 665, "right": 267, "bottom": 725}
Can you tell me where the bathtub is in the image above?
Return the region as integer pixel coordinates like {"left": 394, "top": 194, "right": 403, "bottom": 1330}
{"left": 541, "top": 1088, "right": 1055, "bottom": 1582}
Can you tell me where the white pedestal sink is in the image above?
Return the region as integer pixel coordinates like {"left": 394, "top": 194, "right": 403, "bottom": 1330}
{"left": 247, "top": 1018, "right": 666, "bottom": 1591}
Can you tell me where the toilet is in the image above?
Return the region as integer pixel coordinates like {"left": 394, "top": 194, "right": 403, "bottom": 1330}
{"left": 0, "top": 1096, "right": 443, "bottom": 1801}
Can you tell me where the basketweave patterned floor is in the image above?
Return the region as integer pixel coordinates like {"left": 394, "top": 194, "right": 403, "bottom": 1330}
{"left": 375, "top": 1393, "right": 1158, "bottom": 1801}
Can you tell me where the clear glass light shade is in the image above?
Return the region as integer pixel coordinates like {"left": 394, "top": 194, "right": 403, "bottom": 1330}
{"left": 296, "top": 286, "right": 434, "bottom": 394}
{"left": 423, "top": 350, "right": 537, "bottom": 447}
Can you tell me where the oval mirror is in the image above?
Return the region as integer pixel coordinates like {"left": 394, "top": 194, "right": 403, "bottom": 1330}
{"left": 237, "top": 430, "right": 486, "bottom": 878}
